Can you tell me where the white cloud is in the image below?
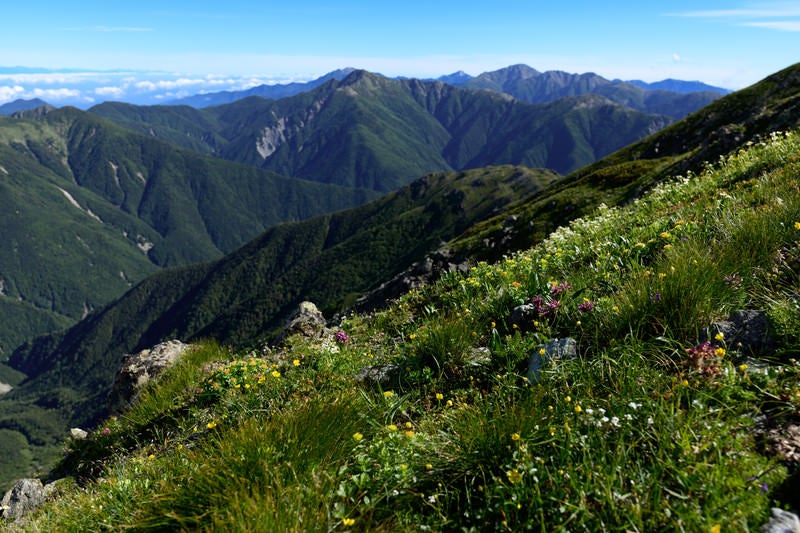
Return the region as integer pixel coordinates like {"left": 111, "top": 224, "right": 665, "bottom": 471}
{"left": 30, "top": 88, "right": 82, "bottom": 100}
{"left": 0, "top": 85, "right": 26, "bottom": 103}
{"left": 95, "top": 86, "right": 126, "bottom": 98}
{"left": 672, "top": 53, "right": 683, "bottom": 62}
{"left": 62, "top": 26, "right": 154, "bottom": 33}
{"left": 743, "top": 20, "right": 800, "bottom": 31}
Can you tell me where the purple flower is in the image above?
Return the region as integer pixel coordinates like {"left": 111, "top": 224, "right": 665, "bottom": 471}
{"left": 335, "top": 330, "right": 350, "bottom": 344}
{"left": 577, "top": 300, "right": 595, "bottom": 312}
{"left": 650, "top": 293, "right": 661, "bottom": 302}
{"left": 550, "top": 281, "right": 572, "bottom": 296}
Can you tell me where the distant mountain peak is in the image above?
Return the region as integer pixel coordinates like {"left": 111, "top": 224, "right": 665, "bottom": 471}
{"left": 0, "top": 98, "right": 51, "bottom": 116}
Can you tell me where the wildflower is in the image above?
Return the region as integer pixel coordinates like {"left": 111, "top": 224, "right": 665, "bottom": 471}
{"left": 612, "top": 305, "right": 619, "bottom": 312}
{"left": 650, "top": 293, "right": 662, "bottom": 302}
{"left": 148, "top": 454, "right": 156, "bottom": 460}
{"left": 659, "top": 231, "right": 671, "bottom": 239}
{"left": 207, "top": 421, "right": 217, "bottom": 429}
{"left": 578, "top": 300, "right": 595, "bottom": 312}
{"left": 405, "top": 421, "right": 413, "bottom": 429}
{"left": 352, "top": 432, "right": 364, "bottom": 441}
{"left": 404, "top": 430, "right": 415, "bottom": 437}
{"left": 574, "top": 405, "right": 582, "bottom": 414}
{"left": 539, "top": 348, "right": 546, "bottom": 356}
{"left": 506, "top": 469, "right": 523, "bottom": 484}
{"left": 714, "top": 347, "right": 726, "bottom": 357}
{"left": 408, "top": 333, "right": 416, "bottom": 340}
{"left": 628, "top": 401, "right": 641, "bottom": 410}
{"left": 511, "top": 433, "right": 521, "bottom": 441}
{"left": 714, "top": 332, "right": 725, "bottom": 341}
{"left": 387, "top": 424, "right": 398, "bottom": 431}
{"left": 383, "top": 390, "right": 395, "bottom": 398}
{"left": 342, "top": 517, "right": 356, "bottom": 526}
{"left": 491, "top": 321, "right": 496, "bottom": 329}
{"left": 100, "top": 427, "right": 112, "bottom": 436}
{"left": 435, "top": 393, "right": 444, "bottom": 400}
{"left": 710, "top": 525, "right": 721, "bottom": 533}
{"left": 271, "top": 370, "right": 281, "bottom": 378}
{"left": 739, "top": 364, "right": 749, "bottom": 372}
{"left": 446, "top": 400, "right": 454, "bottom": 407}
{"left": 795, "top": 222, "right": 800, "bottom": 230}
{"left": 564, "top": 395, "right": 571, "bottom": 403}
{"left": 335, "top": 330, "right": 350, "bottom": 344}
{"left": 681, "top": 379, "right": 689, "bottom": 387}
{"left": 293, "top": 359, "right": 301, "bottom": 367}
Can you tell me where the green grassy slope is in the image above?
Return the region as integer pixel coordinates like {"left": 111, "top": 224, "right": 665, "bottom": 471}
{"left": 0, "top": 166, "right": 558, "bottom": 489}
{"left": 19, "top": 126, "right": 800, "bottom": 532}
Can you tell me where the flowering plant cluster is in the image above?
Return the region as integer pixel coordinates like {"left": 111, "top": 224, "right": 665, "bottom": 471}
{"left": 685, "top": 340, "right": 727, "bottom": 377}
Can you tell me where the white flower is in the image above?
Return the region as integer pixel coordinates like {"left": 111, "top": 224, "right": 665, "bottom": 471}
{"left": 647, "top": 417, "right": 654, "bottom": 425}
{"left": 610, "top": 416, "right": 620, "bottom": 427}
{"left": 628, "top": 401, "right": 641, "bottom": 410}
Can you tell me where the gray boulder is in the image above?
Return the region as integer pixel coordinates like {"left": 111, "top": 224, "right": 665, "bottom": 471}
{"left": 710, "top": 310, "right": 774, "bottom": 356}
{"left": 1, "top": 478, "right": 46, "bottom": 521}
{"left": 276, "top": 301, "right": 329, "bottom": 343}
{"left": 527, "top": 337, "right": 577, "bottom": 382}
{"left": 107, "top": 340, "right": 191, "bottom": 414}
{"left": 762, "top": 507, "right": 800, "bottom": 533}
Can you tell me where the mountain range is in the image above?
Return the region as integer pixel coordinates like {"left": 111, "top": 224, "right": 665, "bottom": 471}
{"left": 0, "top": 61, "right": 798, "bottom": 490}
{"left": 0, "top": 58, "right": 788, "bottom": 489}
{"left": 167, "top": 64, "right": 724, "bottom": 120}
{"left": 91, "top": 69, "right": 675, "bottom": 190}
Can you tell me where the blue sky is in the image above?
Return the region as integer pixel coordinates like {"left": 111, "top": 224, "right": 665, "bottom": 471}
{"left": 1, "top": 1, "right": 798, "bottom": 106}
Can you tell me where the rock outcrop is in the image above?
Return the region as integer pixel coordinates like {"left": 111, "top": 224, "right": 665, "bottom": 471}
{"left": 1, "top": 478, "right": 49, "bottom": 522}
{"left": 275, "top": 301, "right": 330, "bottom": 344}
{"left": 106, "top": 340, "right": 191, "bottom": 414}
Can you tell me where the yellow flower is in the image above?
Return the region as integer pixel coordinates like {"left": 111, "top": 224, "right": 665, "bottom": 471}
{"left": 405, "top": 421, "right": 413, "bottom": 429}
{"left": 446, "top": 400, "right": 454, "bottom": 407}
{"left": 511, "top": 433, "right": 521, "bottom": 441}
{"left": 491, "top": 321, "right": 496, "bottom": 329}
{"left": 207, "top": 421, "right": 217, "bottom": 429}
{"left": 795, "top": 221, "right": 800, "bottom": 230}
{"left": 539, "top": 348, "right": 546, "bottom": 355}
{"left": 271, "top": 370, "right": 281, "bottom": 378}
{"left": 435, "top": 393, "right": 444, "bottom": 401}
{"left": 387, "top": 424, "right": 398, "bottom": 431}
{"left": 352, "top": 432, "right": 363, "bottom": 441}
{"left": 681, "top": 379, "right": 689, "bottom": 387}
{"left": 506, "top": 469, "right": 523, "bottom": 484}
{"left": 574, "top": 405, "right": 582, "bottom": 413}
{"left": 148, "top": 454, "right": 156, "bottom": 460}
{"left": 564, "top": 395, "right": 571, "bottom": 403}
{"left": 612, "top": 305, "right": 619, "bottom": 312}
{"left": 342, "top": 517, "right": 356, "bottom": 526}
{"left": 404, "top": 430, "right": 415, "bottom": 437}
{"left": 383, "top": 390, "right": 395, "bottom": 398}
{"left": 293, "top": 359, "right": 301, "bottom": 367}
{"left": 714, "top": 347, "right": 726, "bottom": 357}
{"left": 425, "top": 463, "right": 433, "bottom": 470}
{"left": 714, "top": 332, "right": 724, "bottom": 341}
{"left": 408, "top": 333, "right": 416, "bottom": 340}
{"left": 710, "top": 525, "right": 721, "bottom": 533}
{"left": 659, "top": 231, "right": 671, "bottom": 239}
{"left": 739, "top": 364, "right": 748, "bottom": 372}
